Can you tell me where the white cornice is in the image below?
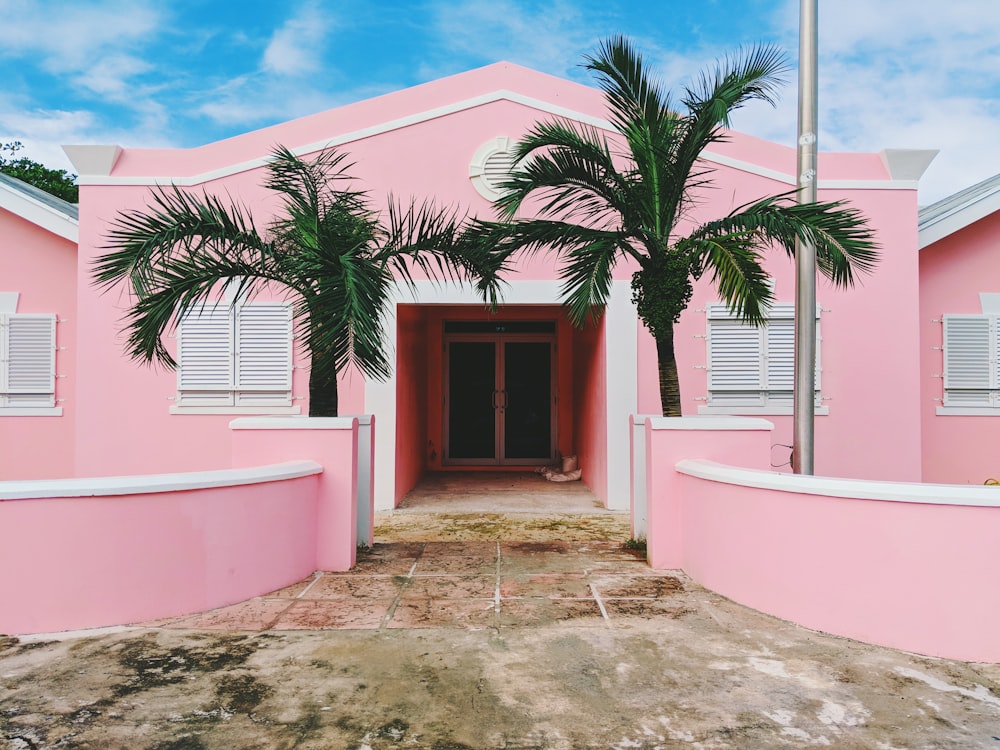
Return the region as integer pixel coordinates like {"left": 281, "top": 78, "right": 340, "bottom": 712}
{"left": 71, "top": 90, "right": 917, "bottom": 194}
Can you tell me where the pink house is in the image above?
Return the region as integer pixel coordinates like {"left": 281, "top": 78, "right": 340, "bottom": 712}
{"left": 0, "top": 173, "right": 77, "bottom": 479}
{"left": 5, "top": 61, "right": 1000, "bottom": 660}
{"left": 5, "top": 62, "right": 933, "bottom": 504}
{"left": 918, "top": 174, "right": 1000, "bottom": 485}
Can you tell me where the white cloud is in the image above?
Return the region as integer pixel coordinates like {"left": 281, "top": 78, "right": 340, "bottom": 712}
{"left": 426, "top": 0, "right": 599, "bottom": 79}
{"left": 0, "top": 0, "right": 161, "bottom": 73}
{"left": 756, "top": 0, "right": 1000, "bottom": 203}
{"left": 262, "top": 1, "right": 331, "bottom": 77}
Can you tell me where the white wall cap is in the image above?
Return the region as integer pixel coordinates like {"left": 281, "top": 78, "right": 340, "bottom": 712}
{"left": 980, "top": 293, "right": 1000, "bottom": 315}
{"left": 0, "top": 292, "right": 19, "bottom": 313}
{"left": 676, "top": 458, "right": 1000, "bottom": 508}
{"left": 343, "top": 414, "right": 374, "bottom": 425}
{"left": 645, "top": 416, "right": 775, "bottom": 431}
{"left": 0, "top": 460, "right": 322, "bottom": 501}
{"left": 62, "top": 144, "right": 122, "bottom": 176}
{"left": 879, "top": 149, "right": 938, "bottom": 181}
{"left": 230, "top": 416, "right": 358, "bottom": 430}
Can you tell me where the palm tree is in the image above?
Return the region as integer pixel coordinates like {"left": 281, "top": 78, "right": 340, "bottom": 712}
{"left": 477, "top": 36, "right": 878, "bottom": 416}
{"left": 93, "top": 146, "right": 505, "bottom": 417}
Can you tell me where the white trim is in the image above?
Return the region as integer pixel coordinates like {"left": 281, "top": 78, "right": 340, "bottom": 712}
{"left": 73, "top": 90, "right": 918, "bottom": 194}
{"left": 697, "top": 405, "right": 828, "bottom": 416}
{"left": 0, "top": 460, "right": 322, "bottom": 501}
{"left": 229, "top": 416, "right": 357, "bottom": 430}
{"left": 675, "top": 458, "right": 1000, "bottom": 508}
{"left": 935, "top": 406, "right": 1000, "bottom": 416}
{"left": 604, "top": 281, "right": 637, "bottom": 510}
{"left": 0, "top": 179, "right": 77, "bottom": 242}
{"left": 0, "top": 406, "right": 62, "bottom": 416}
{"left": 0, "top": 293, "right": 18, "bottom": 314}
{"left": 919, "top": 174, "right": 1000, "bottom": 249}
{"left": 646, "top": 416, "right": 774, "bottom": 431}
{"left": 171, "top": 405, "right": 301, "bottom": 415}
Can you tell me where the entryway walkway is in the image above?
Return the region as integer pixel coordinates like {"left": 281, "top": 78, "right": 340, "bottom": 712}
{"left": 144, "top": 539, "right": 683, "bottom": 631}
{"left": 145, "top": 471, "right": 648, "bottom": 631}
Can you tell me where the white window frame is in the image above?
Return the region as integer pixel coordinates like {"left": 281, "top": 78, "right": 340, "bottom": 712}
{"left": 699, "top": 302, "right": 826, "bottom": 416}
{"left": 938, "top": 314, "right": 1000, "bottom": 415}
{"left": 169, "top": 301, "right": 300, "bottom": 415}
{"left": 0, "top": 312, "right": 61, "bottom": 416}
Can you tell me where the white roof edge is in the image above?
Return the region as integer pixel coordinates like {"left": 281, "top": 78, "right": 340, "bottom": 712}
{"left": 0, "top": 178, "right": 78, "bottom": 242}
{"left": 919, "top": 173, "right": 1000, "bottom": 248}
{"left": 71, "top": 91, "right": 919, "bottom": 193}
{"left": 0, "top": 460, "right": 322, "bottom": 500}
{"left": 676, "top": 458, "right": 1000, "bottom": 507}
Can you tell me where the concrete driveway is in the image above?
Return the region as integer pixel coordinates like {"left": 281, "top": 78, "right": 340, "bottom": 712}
{"left": 2, "top": 509, "right": 999, "bottom": 749}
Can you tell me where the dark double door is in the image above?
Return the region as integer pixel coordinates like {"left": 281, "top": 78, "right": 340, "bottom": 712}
{"left": 444, "top": 329, "right": 555, "bottom": 465}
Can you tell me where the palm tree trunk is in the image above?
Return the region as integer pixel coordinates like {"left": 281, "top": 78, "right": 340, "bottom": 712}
{"left": 655, "top": 324, "right": 683, "bottom": 417}
{"left": 307, "top": 350, "right": 339, "bottom": 417}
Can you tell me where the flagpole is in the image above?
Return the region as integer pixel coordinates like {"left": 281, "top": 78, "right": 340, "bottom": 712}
{"left": 792, "top": 0, "right": 818, "bottom": 474}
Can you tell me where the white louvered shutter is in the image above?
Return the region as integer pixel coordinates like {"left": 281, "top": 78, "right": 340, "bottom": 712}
{"left": 706, "top": 302, "right": 821, "bottom": 409}
{"left": 706, "top": 304, "right": 764, "bottom": 407}
{"left": 1, "top": 314, "right": 56, "bottom": 407}
{"left": 177, "top": 305, "right": 234, "bottom": 406}
{"left": 234, "top": 303, "right": 293, "bottom": 406}
{"left": 943, "top": 315, "right": 995, "bottom": 407}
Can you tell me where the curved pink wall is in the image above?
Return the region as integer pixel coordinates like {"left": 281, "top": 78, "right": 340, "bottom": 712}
{"left": 0, "top": 463, "right": 321, "bottom": 634}
{"left": 920, "top": 211, "right": 1000, "bottom": 483}
{"left": 0, "top": 210, "right": 77, "bottom": 480}
{"left": 639, "top": 418, "right": 1000, "bottom": 663}
{"left": 675, "top": 461, "right": 1000, "bottom": 663}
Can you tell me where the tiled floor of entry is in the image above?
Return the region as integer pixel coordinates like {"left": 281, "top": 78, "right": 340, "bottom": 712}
{"left": 146, "top": 541, "right": 687, "bottom": 631}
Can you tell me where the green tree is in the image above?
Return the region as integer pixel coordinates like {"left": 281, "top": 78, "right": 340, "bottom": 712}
{"left": 476, "top": 37, "right": 878, "bottom": 416}
{"left": 93, "top": 146, "right": 504, "bottom": 416}
{"left": 0, "top": 141, "right": 79, "bottom": 203}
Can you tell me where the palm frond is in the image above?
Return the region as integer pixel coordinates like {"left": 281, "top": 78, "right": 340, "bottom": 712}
{"left": 495, "top": 119, "right": 635, "bottom": 227}
{"left": 583, "top": 36, "right": 673, "bottom": 140}
{"left": 689, "top": 193, "right": 879, "bottom": 288}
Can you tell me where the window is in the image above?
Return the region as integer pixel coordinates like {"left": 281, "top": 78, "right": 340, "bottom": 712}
{"left": 0, "top": 313, "right": 57, "bottom": 411}
{"left": 173, "top": 302, "right": 295, "bottom": 412}
{"left": 700, "top": 302, "right": 823, "bottom": 415}
{"left": 941, "top": 314, "right": 1000, "bottom": 410}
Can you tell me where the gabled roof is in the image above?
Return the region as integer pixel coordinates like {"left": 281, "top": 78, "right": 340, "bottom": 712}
{"left": 0, "top": 172, "right": 78, "bottom": 242}
{"left": 919, "top": 172, "right": 1000, "bottom": 249}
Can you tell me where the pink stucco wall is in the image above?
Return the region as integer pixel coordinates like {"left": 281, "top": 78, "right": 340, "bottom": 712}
{"left": 664, "top": 180, "right": 923, "bottom": 483}
{"left": 230, "top": 418, "right": 359, "bottom": 571}
{"left": 0, "top": 210, "right": 76, "bottom": 480}
{"left": 0, "top": 463, "right": 320, "bottom": 634}
{"left": 572, "top": 318, "right": 608, "bottom": 503}
{"left": 395, "top": 305, "right": 429, "bottom": 501}
{"left": 920, "top": 211, "right": 1000, "bottom": 484}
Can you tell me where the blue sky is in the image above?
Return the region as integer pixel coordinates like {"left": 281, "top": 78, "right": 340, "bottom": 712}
{"left": 1, "top": 0, "right": 998, "bottom": 203}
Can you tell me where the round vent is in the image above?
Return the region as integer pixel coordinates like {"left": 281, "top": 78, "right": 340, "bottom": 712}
{"left": 469, "top": 136, "right": 518, "bottom": 200}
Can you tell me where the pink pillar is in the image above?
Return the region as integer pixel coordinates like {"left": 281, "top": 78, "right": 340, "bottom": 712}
{"left": 231, "top": 417, "right": 360, "bottom": 571}
{"left": 641, "top": 417, "right": 773, "bottom": 569}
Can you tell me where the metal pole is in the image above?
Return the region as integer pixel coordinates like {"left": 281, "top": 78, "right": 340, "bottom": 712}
{"left": 792, "top": 0, "right": 818, "bottom": 475}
